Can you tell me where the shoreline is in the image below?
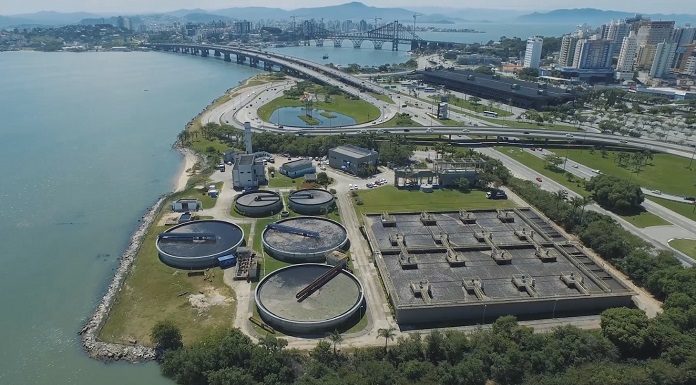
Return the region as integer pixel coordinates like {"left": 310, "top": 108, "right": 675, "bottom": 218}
{"left": 79, "top": 85, "right": 241, "bottom": 362}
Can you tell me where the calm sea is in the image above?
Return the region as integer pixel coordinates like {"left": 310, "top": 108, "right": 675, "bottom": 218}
{"left": 0, "top": 48, "right": 411, "bottom": 384}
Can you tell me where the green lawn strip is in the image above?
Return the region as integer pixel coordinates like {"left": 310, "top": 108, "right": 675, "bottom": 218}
{"left": 99, "top": 223, "right": 234, "bottom": 346}
{"left": 373, "top": 114, "right": 422, "bottom": 128}
{"left": 197, "top": 182, "right": 223, "bottom": 209}
{"left": 239, "top": 223, "right": 252, "bottom": 246}
{"left": 650, "top": 197, "right": 696, "bottom": 222}
{"left": 258, "top": 95, "right": 380, "bottom": 124}
{"left": 268, "top": 173, "right": 299, "bottom": 188}
{"left": 371, "top": 92, "right": 394, "bottom": 104}
{"left": 559, "top": 149, "right": 696, "bottom": 197}
{"left": 436, "top": 118, "right": 463, "bottom": 127}
{"left": 428, "top": 95, "right": 513, "bottom": 117}
{"left": 353, "top": 186, "right": 516, "bottom": 216}
{"left": 669, "top": 239, "right": 696, "bottom": 259}
{"left": 495, "top": 147, "right": 590, "bottom": 196}
{"left": 496, "top": 147, "right": 671, "bottom": 227}
{"left": 319, "top": 111, "right": 337, "bottom": 118}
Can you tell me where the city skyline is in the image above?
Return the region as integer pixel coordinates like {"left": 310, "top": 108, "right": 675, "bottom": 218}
{"left": 2, "top": 0, "right": 696, "bottom": 16}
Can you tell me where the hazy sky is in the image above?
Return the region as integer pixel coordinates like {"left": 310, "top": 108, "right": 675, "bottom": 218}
{"left": 2, "top": 0, "right": 695, "bottom": 15}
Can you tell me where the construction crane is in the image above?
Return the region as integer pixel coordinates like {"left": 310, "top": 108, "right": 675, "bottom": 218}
{"left": 412, "top": 13, "right": 422, "bottom": 33}
{"left": 373, "top": 17, "right": 382, "bottom": 29}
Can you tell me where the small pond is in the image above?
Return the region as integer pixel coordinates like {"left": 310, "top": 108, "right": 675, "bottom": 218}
{"left": 268, "top": 106, "right": 357, "bottom": 128}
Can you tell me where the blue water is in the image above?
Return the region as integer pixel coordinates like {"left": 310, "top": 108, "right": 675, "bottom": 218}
{"left": 269, "top": 44, "right": 412, "bottom": 66}
{"left": 269, "top": 107, "right": 356, "bottom": 128}
{"left": 417, "top": 22, "right": 578, "bottom": 44}
{"left": 0, "top": 51, "right": 260, "bottom": 385}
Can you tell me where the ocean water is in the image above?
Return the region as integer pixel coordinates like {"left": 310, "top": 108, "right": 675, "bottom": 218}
{"left": 0, "top": 51, "right": 261, "bottom": 385}
{"left": 0, "top": 48, "right": 412, "bottom": 384}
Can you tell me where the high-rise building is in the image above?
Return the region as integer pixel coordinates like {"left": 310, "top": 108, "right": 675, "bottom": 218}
{"left": 559, "top": 35, "right": 578, "bottom": 66}
{"left": 572, "top": 39, "right": 614, "bottom": 69}
{"left": 673, "top": 27, "right": 696, "bottom": 47}
{"left": 607, "top": 20, "right": 630, "bottom": 45}
{"left": 649, "top": 41, "right": 677, "bottom": 78}
{"left": 233, "top": 20, "right": 252, "bottom": 35}
{"left": 677, "top": 44, "right": 696, "bottom": 72}
{"left": 523, "top": 36, "right": 543, "bottom": 69}
{"left": 617, "top": 31, "right": 639, "bottom": 73}
{"left": 637, "top": 21, "right": 675, "bottom": 46}
{"left": 358, "top": 19, "right": 368, "bottom": 32}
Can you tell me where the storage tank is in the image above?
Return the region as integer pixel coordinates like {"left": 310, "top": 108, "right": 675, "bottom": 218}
{"left": 234, "top": 190, "right": 283, "bottom": 217}
{"left": 262, "top": 217, "right": 348, "bottom": 262}
{"left": 255, "top": 264, "right": 364, "bottom": 333}
{"left": 288, "top": 188, "right": 334, "bottom": 215}
{"left": 156, "top": 220, "right": 244, "bottom": 269}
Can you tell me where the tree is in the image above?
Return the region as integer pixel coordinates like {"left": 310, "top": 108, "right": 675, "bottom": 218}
{"left": 377, "top": 327, "right": 397, "bottom": 352}
{"left": 316, "top": 172, "right": 331, "bottom": 188}
{"left": 150, "top": 320, "right": 183, "bottom": 353}
{"left": 469, "top": 96, "right": 481, "bottom": 105}
{"left": 328, "top": 330, "right": 343, "bottom": 355}
{"left": 586, "top": 174, "right": 644, "bottom": 213}
{"left": 455, "top": 177, "right": 470, "bottom": 192}
{"left": 601, "top": 307, "right": 650, "bottom": 357}
{"left": 545, "top": 154, "right": 564, "bottom": 170}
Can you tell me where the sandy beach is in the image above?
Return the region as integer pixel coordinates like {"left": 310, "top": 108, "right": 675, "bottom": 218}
{"left": 174, "top": 148, "right": 199, "bottom": 192}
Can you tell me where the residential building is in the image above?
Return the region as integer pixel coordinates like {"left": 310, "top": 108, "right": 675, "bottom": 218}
{"left": 523, "top": 36, "right": 543, "bottom": 69}
{"left": 673, "top": 27, "right": 696, "bottom": 47}
{"left": 616, "top": 32, "right": 639, "bottom": 79}
{"left": 636, "top": 21, "right": 675, "bottom": 68}
{"left": 328, "top": 145, "right": 379, "bottom": 175}
{"left": 572, "top": 39, "right": 614, "bottom": 69}
{"left": 233, "top": 21, "right": 251, "bottom": 35}
{"left": 558, "top": 35, "right": 578, "bottom": 67}
{"left": 232, "top": 154, "right": 267, "bottom": 189}
{"left": 279, "top": 159, "right": 316, "bottom": 178}
{"left": 650, "top": 41, "right": 677, "bottom": 78}
{"left": 607, "top": 20, "right": 630, "bottom": 45}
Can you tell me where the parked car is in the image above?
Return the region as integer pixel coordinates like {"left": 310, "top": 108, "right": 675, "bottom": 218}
{"left": 536, "top": 177, "right": 543, "bottom": 182}
{"left": 486, "top": 189, "right": 508, "bottom": 200}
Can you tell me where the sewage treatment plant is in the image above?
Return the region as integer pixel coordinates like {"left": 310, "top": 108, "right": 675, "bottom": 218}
{"left": 363, "top": 208, "right": 634, "bottom": 325}
{"left": 288, "top": 188, "right": 335, "bottom": 215}
{"left": 255, "top": 263, "right": 364, "bottom": 333}
{"left": 234, "top": 190, "right": 283, "bottom": 217}
{"left": 156, "top": 220, "right": 245, "bottom": 269}
{"left": 262, "top": 216, "right": 348, "bottom": 262}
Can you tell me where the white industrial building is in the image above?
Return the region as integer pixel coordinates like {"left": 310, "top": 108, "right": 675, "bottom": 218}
{"left": 232, "top": 122, "right": 267, "bottom": 189}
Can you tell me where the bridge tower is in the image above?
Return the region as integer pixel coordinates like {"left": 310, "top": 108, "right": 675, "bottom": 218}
{"left": 372, "top": 40, "right": 384, "bottom": 50}
{"left": 214, "top": 50, "right": 221, "bottom": 57}
{"left": 351, "top": 37, "right": 364, "bottom": 49}
{"left": 333, "top": 38, "right": 343, "bottom": 48}
{"left": 224, "top": 52, "right": 231, "bottom": 62}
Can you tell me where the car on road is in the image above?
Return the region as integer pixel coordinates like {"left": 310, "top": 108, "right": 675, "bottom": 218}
{"left": 366, "top": 183, "right": 374, "bottom": 188}
{"left": 572, "top": 164, "right": 578, "bottom": 168}
{"left": 536, "top": 177, "right": 543, "bottom": 182}
{"left": 565, "top": 133, "right": 574, "bottom": 138}
{"left": 593, "top": 169, "right": 601, "bottom": 173}
{"left": 685, "top": 196, "right": 696, "bottom": 201}
{"left": 620, "top": 140, "right": 628, "bottom": 144}
{"left": 523, "top": 131, "right": 530, "bottom": 134}
{"left": 652, "top": 190, "right": 662, "bottom": 195}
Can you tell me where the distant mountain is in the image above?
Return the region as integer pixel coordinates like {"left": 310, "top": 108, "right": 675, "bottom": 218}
{"left": 214, "top": 2, "right": 415, "bottom": 21}
{"left": 0, "top": 11, "right": 99, "bottom": 27}
{"left": 517, "top": 8, "right": 696, "bottom": 25}
{"left": 409, "top": 7, "right": 526, "bottom": 22}
{"left": 181, "top": 13, "right": 231, "bottom": 23}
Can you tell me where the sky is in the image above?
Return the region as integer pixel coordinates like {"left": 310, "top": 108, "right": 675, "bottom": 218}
{"left": 2, "top": 0, "right": 695, "bottom": 16}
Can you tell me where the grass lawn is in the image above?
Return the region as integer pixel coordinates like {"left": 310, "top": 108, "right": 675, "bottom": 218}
{"left": 496, "top": 147, "right": 589, "bottom": 196}
{"left": 371, "top": 92, "right": 394, "bottom": 104}
{"left": 258, "top": 94, "right": 380, "bottom": 124}
{"left": 268, "top": 173, "right": 299, "bottom": 188}
{"left": 429, "top": 95, "right": 513, "bottom": 117}
{"left": 373, "top": 114, "right": 422, "bottom": 128}
{"left": 436, "top": 118, "right": 463, "bottom": 126}
{"left": 99, "top": 222, "right": 234, "bottom": 346}
{"left": 669, "top": 239, "right": 696, "bottom": 259}
{"left": 559, "top": 149, "right": 696, "bottom": 197}
{"left": 650, "top": 196, "right": 696, "bottom": 222}
{"left": 353, "top": 186, "right": 516, "bottom": 215}
{"left": 497, "top": 147, "right": 671, "bottom": 228}
{"left": 298, "top": 114, "right": 321, "bottom": 125}
{"left": 198, "top": 182, "right": 223, "bottom": 209}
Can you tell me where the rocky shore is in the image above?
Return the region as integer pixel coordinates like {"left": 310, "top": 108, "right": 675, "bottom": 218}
{"left": 79, "top": 196, "right": 166, "bottom": 362}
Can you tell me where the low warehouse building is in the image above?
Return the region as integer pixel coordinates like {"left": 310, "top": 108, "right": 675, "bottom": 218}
{"left": 328, "top": 145, "right": 379, "bottom": 176}
{"left": 171, "top": 198, "right": 202, "bottom": 212}
{"left": 279, "top": 158, "right": 316, "bottom": 178}
{"left": 288, "top": 188, "right": 335, "bottom": 215}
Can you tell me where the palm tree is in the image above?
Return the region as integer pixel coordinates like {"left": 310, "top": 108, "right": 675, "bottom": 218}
{"left": 328, "top": 330, "right": 343, "bottom": 355}
{"left": 377, "top": 327, "right": 397, "bottom": 352}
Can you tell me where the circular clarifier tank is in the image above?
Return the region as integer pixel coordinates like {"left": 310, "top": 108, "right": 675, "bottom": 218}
{"left": 262, "top": 216, "right": 348, "bottom": 262}
{"left": 156, "top": 220, "right": 244, "bottom": 269}
{"left": 288, "top": 188, "right": 334, "bottom": 215}
{"left": 255, "top": 263, "right": 364, "bottom": 334}
{"left": 234, "top": 190, "right": 283, "bottom": 217}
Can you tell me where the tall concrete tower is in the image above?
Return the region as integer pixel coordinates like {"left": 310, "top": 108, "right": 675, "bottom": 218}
{"left": 244, "top": 121, "right": 253, "bottom": 154}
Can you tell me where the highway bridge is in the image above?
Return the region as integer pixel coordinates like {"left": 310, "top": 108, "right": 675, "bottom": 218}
{"left": 147, "top": 42, "right": 696, "bottom": 160}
